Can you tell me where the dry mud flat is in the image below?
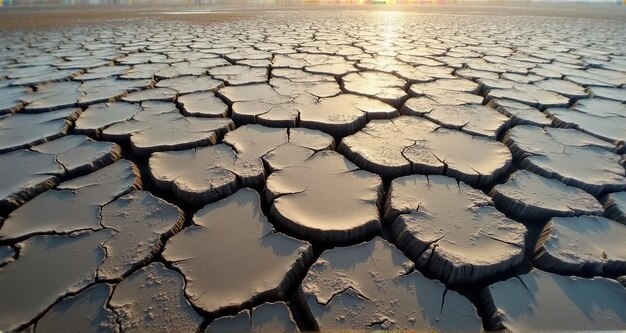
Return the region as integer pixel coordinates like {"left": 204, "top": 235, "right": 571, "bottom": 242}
{"left": 1, "top": 7, "right": 626, "bottom": 332}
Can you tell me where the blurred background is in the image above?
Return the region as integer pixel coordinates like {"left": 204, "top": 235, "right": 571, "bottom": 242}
{"left": 1, "top": 0, "right": 624, "bottom": 5}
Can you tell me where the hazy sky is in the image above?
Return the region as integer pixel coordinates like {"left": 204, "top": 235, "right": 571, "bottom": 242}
{"left": 2, "top": 0, "right": 624, "bottom": 4}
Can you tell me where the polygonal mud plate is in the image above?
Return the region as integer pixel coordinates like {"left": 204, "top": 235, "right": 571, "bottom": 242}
{"left": 109, "top": 262, "right": 203, "bottom": 333}
{"left": 0, "top": 85, "right": 30, "bottom": 115}
{"left": 177, "top": 92, "right": 229, "bottom": 118}
{"left": 500, "top": 72, "right": 544, "bottom": 84}
{"left": 220, "top": 80, "right": 394, "bottom": 137}
{"left": 272, "top": 53, "right": 357, "bottom": 76}
{"left": 411, "top": 78, "right": 480, "bottom": 94}
{"left": 12, "top": 69, "right": 80, "bottom": 86}
{"left": 387, "top": 175, "right": 527, "bottom": 285}
{"left": 153, "top": 62, "right": 209, "bottom": 80}
{"left": 588, "top": 86, "right": 626, "bottom": 102}
{"left": 356, "top": 55, "right": 442, "bottom": 82}
{"left": 339, "top": 115, "right": 512, "bottom": 186}
{"left": 74, "top": 65, "right": 131, "bottom": 81}
{"left": 97, "top": 190, "right": 185, "bottom": 280}
{"left": 162, "top": 189, "right": 313, "bottom": 315}
{"left": 545, "top": 98, "right": 626, "bottom": 149}
{"left": 271, "top": 69, "right": 341, "bottom": 100}
{"left": 456, "top": 68, "right": 500, "bottom": 81}
{"left": 0, "top": 159, "right": 140, "bottom": 241}
{"left": 217, "top": 83, "right": 296, "bottom": 126}
{"left": 402, "top": 102, "right": 510, "bottom": 139}
{"left": 273, "top": 53, "right": 349, "bottom": 69}
{"left": 266, "top": 150, "right": 382, "bottom": 245}
{"left": 409, "top": 78, "right": 484, "bottom": 105}
{"left": 504, "top": 125, "right": 626, "bottom": 195}
{"left": 30, "top": 135, "right": 121, "bottom": 176}
{"left": 489, "top": 270, "right": 626, "bottom": 332}
{"left": 490, "top": 170, "right": 604, "bottom": 221}
{"left": 341, "top": 71, "right": 407, "bottom": 106}
{"left": 0, "top": 230, "right": 114, "bottom": 331}
{"left": 23, "top": 79, "right": 153, "bottom": 112}
{"left": 0, "top": 107, "right": 81, "bottom": 153}
{"left": 150, "top": 125, "right": 333, "bottom": 205}
{"left": 101, "top": 101, "right": 234, "bottom": 155}
{"left": 120, "top": 63, "right": 168, "bottom": 80}
{"left": 116, "top": 53, "right": 167, "bottom": 65}
{"left": 35, "top": 284, "right": 118, "bottom": 333}
{"left": 155, "top": 75, "right": 224, "bottom": 95}
{"left": 121, "top": 87, "right": 178, "bottom": 103}
{"left": 302, "top": 237, "right": 482, "bottom": 331}
{"left": 534, "top": 79, "right": 588, "bottom": 99}
{"left": 209, "top": 65, "right": 268, "bottom": 85}
{"left": 75, "top": 102, "right": 142, "bottom": 136}
{"left": 6, "top": 65, "right": 58, "bottom": 81}
{"left": 535, "top": 215, "right": 626, "bottom": 276}
{"left": 486, "top": 82, "right": 570, "bottom": 109}
{"left": 55, "top": 57, "right": 110, "bottom": 70}
{"left": 487, "top": 98, "right": 552, "bottom": 127}
{"left": 0, "top": 135, "right": 121, "bottom": 212}
{"left": 7, "top": 65, "right": 78, "bottom": 86}
{"left": 224, "top": 48, "right": 273, "bottom": 62}
{"left": 574, "top": 98, "right": 626, "bottom": 117}
{"left": 150, "top": 144, "right": 264, "bottom": 205}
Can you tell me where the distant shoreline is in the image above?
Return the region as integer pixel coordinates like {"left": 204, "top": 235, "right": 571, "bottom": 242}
{"left": 1, "top": 2, "right": 625, "bottom": 31}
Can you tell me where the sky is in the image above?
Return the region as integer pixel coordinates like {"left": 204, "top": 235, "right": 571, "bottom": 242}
{"left": 1, "top": 0, "right": 624, "bottom": 4}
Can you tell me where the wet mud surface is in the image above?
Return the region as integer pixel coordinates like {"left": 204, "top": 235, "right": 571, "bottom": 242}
{"left": 0, "top": 5, "right": 625, "bottom": 332}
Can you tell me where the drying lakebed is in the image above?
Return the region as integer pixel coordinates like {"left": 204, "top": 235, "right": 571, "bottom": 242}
{"left": 0, "top": 5, "right": 625, "bottom": 332}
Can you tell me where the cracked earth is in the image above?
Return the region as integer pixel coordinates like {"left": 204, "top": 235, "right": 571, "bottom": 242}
{"left": 1, "top": 5, "right": 626, "bottom": 332}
